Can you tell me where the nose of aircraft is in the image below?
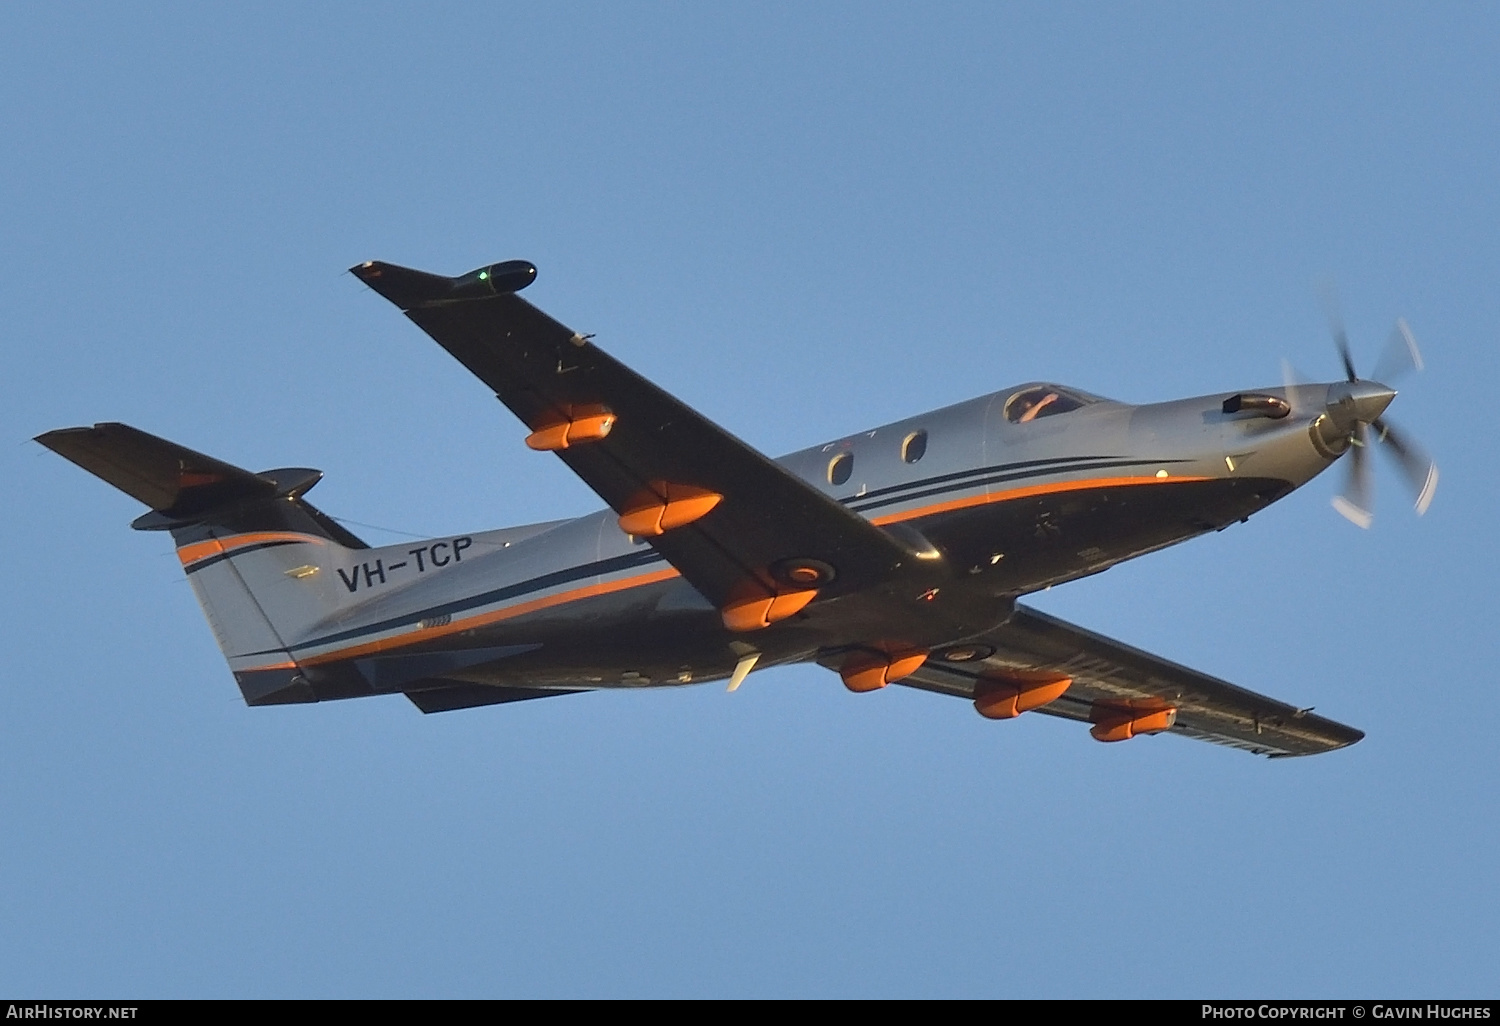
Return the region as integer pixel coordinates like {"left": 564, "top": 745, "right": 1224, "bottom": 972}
{"left": 1324, "top": 380, "right": 1397, "bottom": 430}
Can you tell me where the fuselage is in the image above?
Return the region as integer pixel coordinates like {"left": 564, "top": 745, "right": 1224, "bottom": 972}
{"left": 256, "top": 379, "right": 1343, "bottom": 700}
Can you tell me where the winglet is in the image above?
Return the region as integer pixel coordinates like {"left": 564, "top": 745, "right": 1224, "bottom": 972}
{"left": 350, "top": 259, "right": 537, "bottom": 311}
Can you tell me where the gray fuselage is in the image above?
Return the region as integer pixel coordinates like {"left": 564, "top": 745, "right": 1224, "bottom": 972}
{"left": 267, "top": 380, "right": 1340, "bottom": 699}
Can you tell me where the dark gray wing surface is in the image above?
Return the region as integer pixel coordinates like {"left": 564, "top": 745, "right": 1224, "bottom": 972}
{"left": 36, "top": 422, "right": 367, "bottom": 546}
{"left": 36, "top": 422, "right": 277, "bottom": 515}
{"left": 902, "top": 604, "right": 1364, "bottom": 757}
{"left": 403, "top": 683, "right": 584, "bottom": 714}
{"left": 353, "top": 259, "right": 913, "bottom": 610}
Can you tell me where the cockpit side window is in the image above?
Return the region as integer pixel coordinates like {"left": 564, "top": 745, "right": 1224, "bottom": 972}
{"left": 1003, "top": 386, "right": 1089, "bottom": 424}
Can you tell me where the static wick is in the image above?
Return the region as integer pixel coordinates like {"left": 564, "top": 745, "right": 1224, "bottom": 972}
{"left": 726, "top": 652, "right": 760, "bottom": 692}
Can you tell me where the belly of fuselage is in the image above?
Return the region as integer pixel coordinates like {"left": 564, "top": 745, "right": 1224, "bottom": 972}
{"left": 914, "top": 473, "right": 1295, "bottom": 593}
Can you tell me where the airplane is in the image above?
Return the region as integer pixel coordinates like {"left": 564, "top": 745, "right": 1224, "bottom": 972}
{"left": 36, "top": 258, "right": 1439, "bottom": 758}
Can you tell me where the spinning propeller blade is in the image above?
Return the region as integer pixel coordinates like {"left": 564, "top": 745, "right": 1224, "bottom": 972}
{"left": 1372, "top": 318, "right": 1425, "bottom": 384}
{"left": 1280, "top": 358, "right": 1323, "bottom": 418}
{"left": 1318, "top": 281, "right": 1359, "bottom": 383}
{"left": 1313, "top": 297, "right": 1437, "bottom": 527}
{"left": 1372, "top": 417, "right": 1439, "bottom": 515}
{"left": 1332, "top": 423, "right": 1374, "bottom": 529}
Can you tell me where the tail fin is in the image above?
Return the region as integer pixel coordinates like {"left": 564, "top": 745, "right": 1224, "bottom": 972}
{"left": 37, "top": 423, "right": 369, "bottom": 705}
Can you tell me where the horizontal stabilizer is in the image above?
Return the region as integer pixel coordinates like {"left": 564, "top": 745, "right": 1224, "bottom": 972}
{"left": 37, "top": 422, "right": 366, "bottom": 546}
{"left": 404, "top": 683, "right": 582, "bottom": 713}
{"left": 37, "top": 422, "right": 281, "bottom": 517}
{"left": 354, "top": 644, "right": 541, "bottom": 691}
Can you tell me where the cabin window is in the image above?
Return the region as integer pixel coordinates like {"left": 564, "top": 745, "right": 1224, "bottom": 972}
{"left": 1004, "top": 386, "right": 1088, "bottom": 424}
{"left": 902, "top": 430, "right": 928, "bottom": 464}
{"left": 828, "top": 452, "right": 853, "bottom": 486}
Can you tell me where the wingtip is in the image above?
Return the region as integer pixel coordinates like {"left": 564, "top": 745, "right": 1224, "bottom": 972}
{"left": 34, "top": 423, "right": 112, "bottom": 455}
{"left": 35, "top": 424, "right": 84, "bottom": 445}
{"left": 351, "top": 259, "right": 537, "bottom": 310}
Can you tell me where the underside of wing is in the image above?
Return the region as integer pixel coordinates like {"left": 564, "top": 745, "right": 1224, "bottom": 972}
{"left": 353, "top": 259, "right": 918, "bottom": 628}
{"left": 901, "top": 605, "right": 1364, "bottom": 757}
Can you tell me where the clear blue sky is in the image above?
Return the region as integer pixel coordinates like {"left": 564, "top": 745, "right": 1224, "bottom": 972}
{"left": 3, "top": 3, "right": 1497, "bottom": 997}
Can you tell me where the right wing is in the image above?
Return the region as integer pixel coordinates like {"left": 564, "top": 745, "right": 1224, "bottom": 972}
{"left": 900, "top": 604, "right": 1364, "bottom": 757}
{"left": 353, "top": 259, "right": 918, "bottom": 625}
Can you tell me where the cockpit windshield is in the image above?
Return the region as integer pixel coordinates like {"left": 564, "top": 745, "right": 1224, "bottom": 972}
{"left": 1002, "top": 385, "right": 1099, "bottom": 424}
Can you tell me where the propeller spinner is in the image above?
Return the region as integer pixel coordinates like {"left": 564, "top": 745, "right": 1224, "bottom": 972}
{"left": 1314, "top": 294, "right": 1438, "bottom": 528}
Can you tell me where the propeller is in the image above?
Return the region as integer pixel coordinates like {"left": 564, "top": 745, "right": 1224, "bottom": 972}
{"left": 1315, "top": 285, "right": 1438, "bottom": 528}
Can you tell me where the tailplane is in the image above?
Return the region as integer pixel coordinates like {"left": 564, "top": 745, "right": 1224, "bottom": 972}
{"left": 37, "top": 423, "right": 368, "bottom": 705}
{"left": 37, "top": 422, "right": 366, "bottom": 546}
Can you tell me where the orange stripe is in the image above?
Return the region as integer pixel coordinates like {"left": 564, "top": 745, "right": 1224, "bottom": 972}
{"left": 176, "top": 538, "right": 225, "bottom": 564}
{"left": 293, "top": 566, "right": 682, "bottom": 668}
{"left": 869, "top": 474, "right": 1212, "bottom": 526}
{"left": 177, "top": 531, "right": 325, "bottom": 567}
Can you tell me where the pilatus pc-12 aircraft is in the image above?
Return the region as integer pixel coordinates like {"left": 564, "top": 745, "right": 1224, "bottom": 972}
{"left": 38, "top": 259, "right": 1438, "bottom": 757}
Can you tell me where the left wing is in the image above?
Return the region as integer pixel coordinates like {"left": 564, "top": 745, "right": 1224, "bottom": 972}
{"left": 353, "top": 259, "right": 918, "bottom": 626}
{"left": 900, "top": 605, "right": 1364, "bottom": 757}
